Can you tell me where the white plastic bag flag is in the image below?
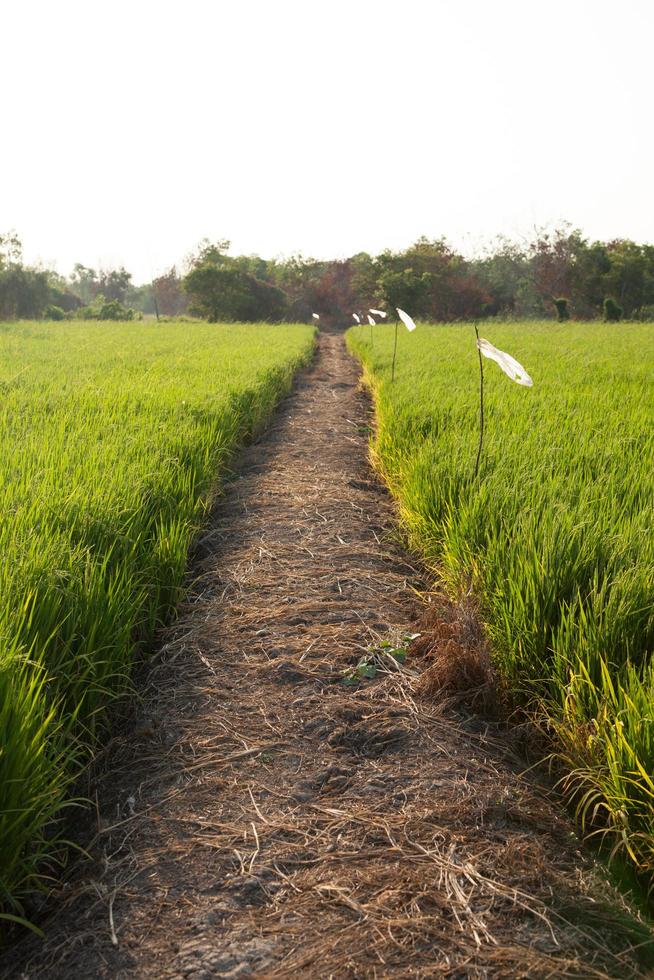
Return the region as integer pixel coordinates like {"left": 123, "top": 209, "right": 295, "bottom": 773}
{"left": 369, "top": 309, "right": 387, "bottom": 318}
{"left": 396, "top": 308, "right": 417, "bottom": 332}
{"left": 367, "top": 314, "right": 376, "bottom": 326}
{"left": 477, "top": 338, "right": 532, "bottom": 387}
{"left": 312, "top": 313, "right": 320, "bottom": 320}
{"left": 352, "top": 313, "right": 360, "bottom": 323}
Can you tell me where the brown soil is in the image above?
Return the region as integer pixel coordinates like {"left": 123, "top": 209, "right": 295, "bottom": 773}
{"left": 3, "top": 332, "right": 649, "bottom": 979}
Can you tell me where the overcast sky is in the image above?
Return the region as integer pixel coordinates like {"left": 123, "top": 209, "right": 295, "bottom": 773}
{"left": 3, "top": 0, "right": 653, "bottom": 282}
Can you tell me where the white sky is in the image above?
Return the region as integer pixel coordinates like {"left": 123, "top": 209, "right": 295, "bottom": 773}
{"left": 3, "top": 0, "right": 653, "bottom": 282}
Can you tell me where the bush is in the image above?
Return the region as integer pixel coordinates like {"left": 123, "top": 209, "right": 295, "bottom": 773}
{"left": 98, "top": 300, "right": 135, "bottom": 321}
{"left": 604, "top": 297, "right": 623, "bottom": 322}
{"left": 44, "top": 304, "right": 65, "bottom": 321}
{"left": 75, "top": 298, "right": 135, "bottom": 321}
{"left": 554, "top": 298, "right": 569, "bottom": 322}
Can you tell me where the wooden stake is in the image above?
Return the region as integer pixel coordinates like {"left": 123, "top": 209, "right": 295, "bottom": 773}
{"left": 474, "top": 323, "right": 484, "bottom": 479}
{"left": 391, "top": 320, "right": 399, "bottom": 382}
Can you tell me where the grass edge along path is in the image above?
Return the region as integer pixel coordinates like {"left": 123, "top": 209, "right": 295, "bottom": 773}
{"left": 347, "top": 319, "right": 654, "bottom": 903}
{"left": 0, "top": 320, "right": 315, "bottom": 932}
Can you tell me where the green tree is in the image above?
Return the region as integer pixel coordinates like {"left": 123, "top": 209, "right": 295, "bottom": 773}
{"left": 69, "top": 263, "right": 99, "bottom": 304}
{"left": 184, "top": 243, "right": 288, "bottom": 322}
{"left": 0, "top": 266, "right": 50, "bottom": 318}
{"left": 378, "top": 265, "right": 431, "bottom": 316}
{"left": 603, "top": 241, "right": 647, "bottom": 317}
{"left": 570, "top": 240, "right": 611, "bottom": 316}
{"left": 472, "top": 237, "right": 531, "bottom": 315}
{"left": 98, "top": 267, "right": 132, "bottom": 303}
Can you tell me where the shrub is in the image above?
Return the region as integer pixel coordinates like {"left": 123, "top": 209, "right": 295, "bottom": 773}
{"left": 44, "top": 304, "right": 65, "bottom": 321}
{"left": 98, "top": 300, "right": 135, "bottom": 321}
{"left": 554, "top": 298, "right": 569, "bottom": 322}
{"left": 604, "top": 297, "right": 623, "bottom": 322}
{"left": 74, "top": 298, "right": 135, "bottom": 321}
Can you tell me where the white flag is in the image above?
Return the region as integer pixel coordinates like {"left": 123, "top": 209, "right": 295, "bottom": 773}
{"left": 352, "top": 313, "right": 360, "bottom": 323}
{"left": 396, "top": 308, "right": 417, "bottom": 332}
{"left": 477, "top": 338, "right": 533, "bottom": 387}
{"left": 369, "top": 309, "right": 387, "bottom": 318}
{"left": 312, "top": 313, "right": 320, "bottom": 320}
{"left": 367, "top": 314, "right": 376, "bottom": 326}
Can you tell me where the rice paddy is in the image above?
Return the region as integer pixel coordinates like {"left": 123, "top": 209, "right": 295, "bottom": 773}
{"left": 347, "top": 319, "right": 654, "bottom": 888}
{"left": 0, "top": 319, "right": 314, "bottom": 923}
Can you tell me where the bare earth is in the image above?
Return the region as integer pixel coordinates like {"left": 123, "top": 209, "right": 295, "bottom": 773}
{"left": 3, "top": 331, "right": 648, "bottom": 979}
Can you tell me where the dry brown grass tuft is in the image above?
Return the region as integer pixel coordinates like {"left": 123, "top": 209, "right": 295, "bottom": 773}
{"left": 410, "top": 600, "right": 497, "bottom": 713}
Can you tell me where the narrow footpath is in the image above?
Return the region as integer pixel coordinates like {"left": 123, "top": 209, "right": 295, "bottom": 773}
{"left": 5, "top": 331, "right": 647, "bottom": 979}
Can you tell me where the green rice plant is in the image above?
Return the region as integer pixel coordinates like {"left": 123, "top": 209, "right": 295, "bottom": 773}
{"left": 0, "top": 319, "right": 314, "bottom": 925}
{"left": 347, "top": 319, "right": 654, "bottom": 889}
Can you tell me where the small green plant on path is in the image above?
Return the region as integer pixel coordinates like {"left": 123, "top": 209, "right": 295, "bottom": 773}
{"left": 341, "top": 635, "right": 418, "bottom": 687}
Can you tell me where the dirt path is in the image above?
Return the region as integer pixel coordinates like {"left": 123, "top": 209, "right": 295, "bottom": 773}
{"left": 4, "top": 332, "right": 647, "bottom": 979}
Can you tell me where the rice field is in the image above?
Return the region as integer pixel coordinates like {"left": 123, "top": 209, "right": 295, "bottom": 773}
{"left": 0, "top": 320, "right": 314, "bottom": 924}
{"left": 347, "top": 320, "right": 654, "bottom": 887}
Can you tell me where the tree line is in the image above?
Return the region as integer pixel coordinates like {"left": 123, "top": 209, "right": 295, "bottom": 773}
{"left": 2, "top": 225, "right": 654, "bottom": 323}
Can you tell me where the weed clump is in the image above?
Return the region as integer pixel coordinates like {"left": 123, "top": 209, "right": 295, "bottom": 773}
{"left": 604, "top": 297, "right": 623, "bottom": 322}
{"left": 554, "top": 297, "right": 569, "bottom": 321}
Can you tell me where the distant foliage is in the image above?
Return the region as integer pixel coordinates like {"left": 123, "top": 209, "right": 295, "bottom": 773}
{"left": 152, "top": 266, "right": 188, "bottom": 317}
{"left": 554, "top": 298, "right": 569, "bottom": 321}
{"left": 603, "top": 297, "right": 623, "bottom": 322}
{"left": 69, "top": 264, "right": 132, "bottom": 305}
{"left": 47, "top": 283, "right": 82, "bottom": 314}
{"left": 44, "top": 304, "right": 66, "bottom": 320}
{"left": 0, "top": 232, "right": 79, "bottom": 319}
{"left": 5, "top": 225, "right": 654, "bottom": 325}
{"left": 74, "top": 297, "right": 136, "bottom": 321}
{"left": 635, "top": 304, "right": 654, "bottom": 321}
{"left": 184, "top": 242, "right": 288, "bottom": 322}
{"left": 98, "top": 299, "right": 136, "bottom": 321}
{"left": 0, "top": 265, "right": 50, "bottom": 319}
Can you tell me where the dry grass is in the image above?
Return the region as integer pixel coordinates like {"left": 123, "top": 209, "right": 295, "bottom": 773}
{"left": 410, "top": 601, "right": 497, "bottom": 720}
